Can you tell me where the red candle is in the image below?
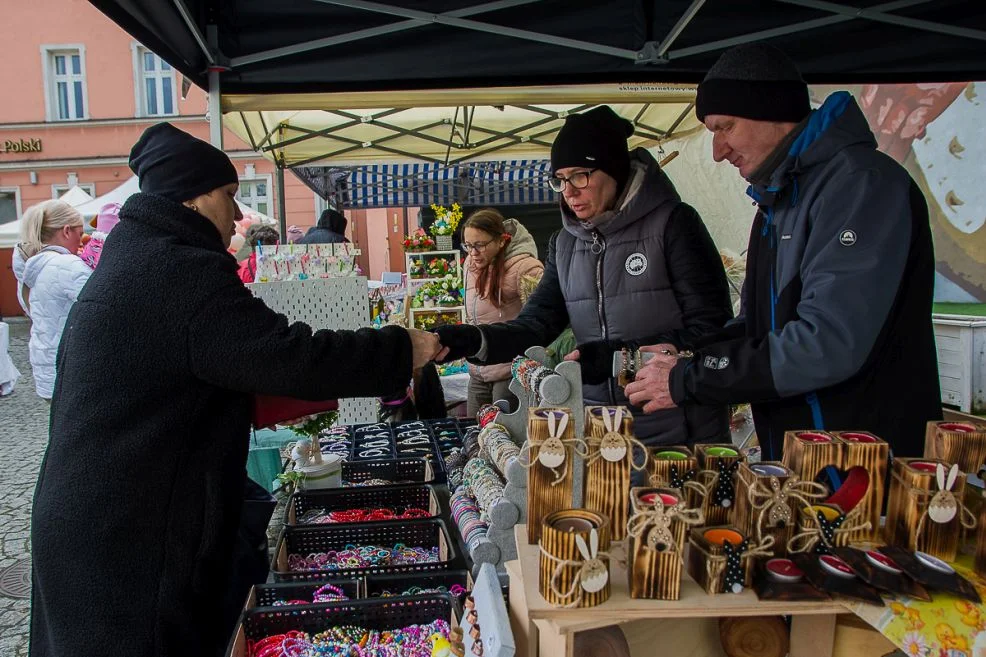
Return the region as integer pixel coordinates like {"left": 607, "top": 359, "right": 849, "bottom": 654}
{"left": 639, "top": 492, "right": 679, "bottom": 506}
{"left": 766, "top": 558, "right": 804, "bottom": 582}
{"left": 840, "top": 432, "right": 878, "bottom": 443}
{"left": 865, "top": 550, "right": 902, "bottom": 574}
{"left": 819, "top": 554, "right": 855, "bottom": 578}
{"left": 941, "top": 423, "right": 976, "bottom": 433}
{"left": 797, "top": 431, "right": 832, "bottom": 443}
{"left": 909, "top": 461, "right": 939, "bottom": 473}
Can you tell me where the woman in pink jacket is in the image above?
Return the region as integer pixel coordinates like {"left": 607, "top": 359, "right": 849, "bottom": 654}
{"left": 462, "top": 208, "right": 544, "bottom": 415}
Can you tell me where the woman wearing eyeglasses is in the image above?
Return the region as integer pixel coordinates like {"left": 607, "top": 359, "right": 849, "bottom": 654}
{"left": 435, "top": 106, "right": 732, "bottom": 447}
{"left": 460, "top": 208, "right": 544, "bottom": 415}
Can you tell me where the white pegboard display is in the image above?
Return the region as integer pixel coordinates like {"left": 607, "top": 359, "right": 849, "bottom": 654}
{"left": 249, "top": 277, "right": 378, "bottom": 425}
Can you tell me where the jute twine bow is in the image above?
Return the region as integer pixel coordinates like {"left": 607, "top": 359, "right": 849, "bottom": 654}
{"left": 787, "top": 505, "right": 872, "bottom": 555}
{"left": 538, "top": 529, "right": 611, "bottom": 608}
{"left": 626, "top": 498, "right": 704, "bottom": 560}
{"left": 519, "top": 411, "right": 587, "bottom": 486}
{"left": 585, "top": 407, "right": 649, "bottom": 471}
{"left": 890, "top": 468, "right": 977, "bottom": 550}
{"left": 736, "top": 468, "right": 829, "bottom": 543}
{"left": 695, "top": 535, "right": 775, "bottom": 593}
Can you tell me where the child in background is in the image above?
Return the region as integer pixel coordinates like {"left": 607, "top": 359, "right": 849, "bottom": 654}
{"left": 79, "top": 203, "right": 121, "bottom": 269}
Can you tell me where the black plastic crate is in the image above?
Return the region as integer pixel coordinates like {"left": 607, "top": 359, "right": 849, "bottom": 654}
{"left": 350, "top": 422, "right": 396, "bottom": 461}
{"left": 226, "top": 595, "right": 454, "bottom": 657}
{"left": 365, "top": 569, "right": 472, "bottom": 601}
{"left": 271, "top": 518, "right": 458, "bottom": 582}
{"left": 250, "top": 578, "right": 362, "bottom": 608}
{"left": 284, "top": 484, "right": 441, "bottom": 526}
{"left": 341, "top": 458, "right": 435, "bottom": 486}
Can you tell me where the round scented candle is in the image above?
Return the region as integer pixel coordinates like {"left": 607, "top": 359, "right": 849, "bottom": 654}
{"left": 704, "top": 528, "right": 743, "bottom": 547}
{"left": 766, "top": 558, "right": 804, "bottom": 583}
{"left": 865, "top": 550, "right": 902, "bottom": 574}
{"left": 840, "top": 432, "right": 878, "bottom": 443}
{"left": 915, "top": 551, "right": 955, "bottom": 574}
{"left": 552, "top": 517, "right": 594, "bottom": 533}
{"left": 796, "top": 431, "right": 832, "bottom": 443}
{"left": 819, "top": 554, "right": 855, "bottom": 579}
{"left": 706, "top": 447, "right": 738, "bottom": 458}
{"left": 940, "top": 423, "right": 976, "bottom": 433}
{"left": 654, "top": 450, "right": 688, "bottom": 461}
{"left": 751, "top": 464, "right": 788, "bottom": 477}
{"left": 909, "top": 461, "right": 939, "bottom": 473}
{"left": 638, "top": 492, "right": 679, "bottom": 506}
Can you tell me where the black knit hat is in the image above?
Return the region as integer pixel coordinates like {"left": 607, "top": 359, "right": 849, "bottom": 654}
{"left": 551, "top": 106, "right": 635, "bottom": 191}
{"left": 696, "top": 43, "right": 810, "bottom": 123}
{"left": 129, "top": 123, "right": 239, "bottom": 202}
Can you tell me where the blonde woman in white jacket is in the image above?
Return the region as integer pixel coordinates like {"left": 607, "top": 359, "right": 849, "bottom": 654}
{"left": 12, "top": 200, "right": 92, "bottom": 399}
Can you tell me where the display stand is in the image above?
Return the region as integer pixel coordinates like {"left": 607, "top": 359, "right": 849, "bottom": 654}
{"left": 507, "top": 524, "right": 847, "bottom": 657}
{"left": 463, "top": 563, "right": 515, "bottom": 657}
{"left": 406, "top": 249, "right": 465, "bottom": 329}
{"left": 249, "top": 278, "right": 377, "bottom": 425}
{"left": 404, "top": 249, "right": 462, "bottom": 283}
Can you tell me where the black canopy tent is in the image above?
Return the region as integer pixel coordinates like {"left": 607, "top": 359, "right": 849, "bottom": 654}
{"left": 87, "top": 0, "right": 986, "bottom": 231}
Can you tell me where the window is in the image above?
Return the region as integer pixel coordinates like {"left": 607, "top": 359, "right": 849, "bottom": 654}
{"left": 237, "top": 177, "right": 271, "bottom": 217}
{"left": 42, "top": 46, "right": 87, "bottom": 121}
{"left": 52, "top": 183, "right": 96, "bottom": 199}
{"left": 133, "top": 46, "right": 176, "bottom": 117}
{"left": 0, "top": 188, "right": 20, "bottom": 225}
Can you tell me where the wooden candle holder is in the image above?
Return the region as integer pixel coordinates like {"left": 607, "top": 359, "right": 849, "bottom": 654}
{"left": 538, "top": 509, "right": 611, "bottom": 608}
{"left": 695, "top": 443, "right": 745, "bottom": 526}
{"left": 885, "top": 457, "right": 968, "bottom": 562}
{"left": 583, "top": 406, "right": 637, "bottom": 541}
{"left": 924, "top": 420, "right": 986, "bottom": 474}
{"left": 526, "top": 408, "right": 578, "bottom": 544}
{"left": 781, "top": 430, "right": 844, "bottom": 485}
{"left": 732, "top": 461, "right": 800, "bottom": 558}
{"left": 626, "top": 487, "right": 701, "bottom": 600}
{"left": 648, "top": 446, "right": 699, "bottom": 505}
{"left": 788, "top": 503, "right": 854, "bottom": 555}
{"left": 833, "top": 430, "right": 889, "bottom": 542}
{"left": 686, "top": 526, "right": 757, "bottom": 595}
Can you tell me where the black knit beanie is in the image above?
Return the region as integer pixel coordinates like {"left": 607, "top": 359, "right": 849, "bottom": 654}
{"left": 551, "top": 106, "right": 634, "bottom": 192}
{"left": 696, "top": 43, "right": 810, "bottom": 123}
{"left": 129, "top": 123, "right": 239, "bottom": 202}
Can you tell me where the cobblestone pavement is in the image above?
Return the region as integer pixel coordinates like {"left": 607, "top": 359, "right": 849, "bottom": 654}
{"left": 0, "top": 320, "right": 46, "bottom": 657}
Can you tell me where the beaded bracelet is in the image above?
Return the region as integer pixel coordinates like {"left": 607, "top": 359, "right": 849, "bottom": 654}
{"left": 478, "top": 423, "right": 519, "bottom": 476}
{"left": 477, "top": 403, "right": 501, "bottom": 428}
{"left": 462, "top": 458, "right": 507, "bottom": 514}
{"left": 249, "top": 620, "right": 451, "bottom": 657}
{"left": 445, "top": 448, "right": 466, "bottom": 491}
{"left": 287, "top": 543, "right": 440, "bottom": 571}
{"left": 451, "top": 488, "right": 490, "bottom": 555}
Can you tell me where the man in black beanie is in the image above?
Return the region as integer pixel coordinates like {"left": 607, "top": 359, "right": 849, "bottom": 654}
{"left": 626, "top": 43, "right": 942, "bottom": 460}
{"left": 432, "top": 105, "right": 733, "bottom": 447}
{"left": 297, "top": 207, "right": 350, "bottom": 244}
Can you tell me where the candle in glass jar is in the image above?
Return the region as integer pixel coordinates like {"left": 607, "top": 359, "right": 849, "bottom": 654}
{"left": 704, "top": 528, "right": 743, "bottom": 547}
{"left": 796, "top": 432, "right": 832, "bottom": 443}
{"left": 840, "top": 432, "right": 878, "bottom": 443}
{"left": 639, "top": 492, "right": 679, "bottom": 506}
{"left": 552, "top": 517, "right": 594, "bottom": 533}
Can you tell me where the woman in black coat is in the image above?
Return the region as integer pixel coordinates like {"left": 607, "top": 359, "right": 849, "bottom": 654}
{"left": 29, "top": 123, "right": 442, "bottom": 657}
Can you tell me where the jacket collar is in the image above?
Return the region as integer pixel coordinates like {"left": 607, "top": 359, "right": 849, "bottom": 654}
{"left": 119, "top": 193, "right": 231, "bottom": 257}
{"left": 747, "top": 91, "right": 872, "bottom": 208}
{"left": 561, "top": 147, "right": 681, "bottom": 241}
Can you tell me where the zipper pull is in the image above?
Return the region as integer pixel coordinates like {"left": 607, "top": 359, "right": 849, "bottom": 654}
{"left": 590, "top": 230, "right": 605, "bottom": 255}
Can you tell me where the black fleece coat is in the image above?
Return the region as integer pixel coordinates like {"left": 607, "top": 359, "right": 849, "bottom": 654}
{"left": 30, "top": 194, "right": 412, "bottom": 657}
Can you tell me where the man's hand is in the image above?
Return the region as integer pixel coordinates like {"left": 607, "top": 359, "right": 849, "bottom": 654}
{"left": 407, "top": 328, "right": 445, "bottom": 370}
{"left": 624, "top": 346, "right": 679, "bottom": 413}
{"left": 431, "top": 324, "right": 483, "bottom": 363}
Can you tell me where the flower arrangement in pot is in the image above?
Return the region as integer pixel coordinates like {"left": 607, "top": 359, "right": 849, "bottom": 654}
{"left": 426, "top": 257, "right": 451, "bottom": 277}
{"left": 402, "top": 227, "right": 436, "bottom": 252}
{"left": 429, "top": 203, "right": 462, "bottom": 250}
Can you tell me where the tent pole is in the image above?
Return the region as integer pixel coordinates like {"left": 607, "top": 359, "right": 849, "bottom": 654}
{"left": 277, "top": 166, "right": 287, "bottom": 238}
{"left": 207, "top": 25, "right": 223, "bottom": 149}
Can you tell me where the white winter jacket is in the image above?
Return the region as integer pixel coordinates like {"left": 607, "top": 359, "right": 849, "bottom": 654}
{"left": 13, "top": 245, "right": 92, "bottom": 398}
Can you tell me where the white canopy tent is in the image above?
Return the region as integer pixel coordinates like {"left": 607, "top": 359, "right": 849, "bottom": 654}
{"left": 59, "top": 186, "right": 95, "bottom": 208}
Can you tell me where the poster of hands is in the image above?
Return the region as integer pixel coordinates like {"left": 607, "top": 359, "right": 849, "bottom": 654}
{"left": 254, "top": 243, "right": 362, "bottom": 282}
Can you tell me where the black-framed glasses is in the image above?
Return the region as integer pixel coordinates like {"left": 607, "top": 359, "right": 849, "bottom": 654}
{"left": 548, "top": 169, "right": 596, "bottom": 193}
{"left": 461, "top": 239, "right": 494, "bottom": 253}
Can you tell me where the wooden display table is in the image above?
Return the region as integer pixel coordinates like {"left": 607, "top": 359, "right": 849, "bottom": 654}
{"left": 507, "top": 524, "right": 849, "bottom": 657}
